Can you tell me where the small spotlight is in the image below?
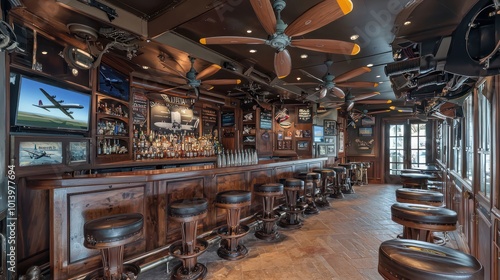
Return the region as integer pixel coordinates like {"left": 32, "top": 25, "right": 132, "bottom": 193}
{"left": 41, "top": 51, "right": 48, "bottom": 55}
{"left": 376, "top": 75, "right": 381, "bottom": 78}
{"left": 296, "top": 77, "right": 301, "bottom": 81}
{"left": 350, "top": 34, "right": 359, "bottom": 40}
{"left": 367, "top": 64, "right": 374, "bottom": 67}
{"left": 71, "top": 68, "right": 79, "bottom": 76}
{"left": 379, "top": 81, "right": 384, "bottom": 84}
{"left": 404, "top": 21, "right": 412, "bottom": 26}
{"left": 300, "top": 54, "right": 308, "bottom": 59}
{"left": 146, "top": 39, "right": 151, "bottom": 43}
{"left": 142, "top": 65, "right": 149, "bottom": 70}
{"left": 246, "top": 29, "right": 252, "bottom": 34}
{"left": 249, "top": 49, "right": 257, "bottom": 53}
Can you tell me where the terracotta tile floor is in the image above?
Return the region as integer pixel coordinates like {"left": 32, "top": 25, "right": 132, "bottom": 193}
{"left": 139, "top": 184, "right": 462, "bottom": 280}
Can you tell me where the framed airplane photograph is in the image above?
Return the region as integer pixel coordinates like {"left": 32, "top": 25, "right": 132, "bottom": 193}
{"left": 19, "top": 141, "right": 63, "bottom": 167}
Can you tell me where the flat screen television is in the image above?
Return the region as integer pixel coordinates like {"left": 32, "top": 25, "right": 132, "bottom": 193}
{"left": 98, "top": 63, "right": 130, "bottom": 101}
{"left": 313, "top": 125, "right": 324, "bottom": 142}
{"left": 11, "top": 73, "right": 91, "bottom": 132}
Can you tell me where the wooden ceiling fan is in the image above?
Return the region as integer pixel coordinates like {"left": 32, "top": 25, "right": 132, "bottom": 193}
{"left": 321, "top": 91, "right": 392, "bottom": 111}
{"left": 285, "top": 60, "right": 378, "bottom": 100}
{"left": 159, "top": 55, "right": 241, "bottom": 98}
{"left": 200, "top": 0, "right": 360, "bottom": 79}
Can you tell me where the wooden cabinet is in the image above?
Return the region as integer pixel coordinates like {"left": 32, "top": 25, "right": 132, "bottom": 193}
{"left": 95, "top": 94, "right": 131, "bottom": 163}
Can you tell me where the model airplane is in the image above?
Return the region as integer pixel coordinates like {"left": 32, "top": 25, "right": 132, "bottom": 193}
{"left": 24, "top": 145, "right": 51, "bottom": 159}
{"left": 33, "top": 88, "right": 84, "bottom": 119}
{"left": 100, "top": 71, "right": 126, "bottom": 96}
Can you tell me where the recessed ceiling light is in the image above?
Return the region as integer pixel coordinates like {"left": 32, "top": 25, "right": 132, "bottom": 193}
{"left": 300, "top": 54, "right": 308, "bottom": 59}
{"left": 404, "top": 21, "right": 412, "bottom": 26}
{"left": 376, "top": 75, "right": 381, "bottom": 78}
{"left": 296, "top": 77, "right": 301, "bottom": 81}
{"left": 146, "top": 39, "right": 151, "bottom": 43}
{"left": 350, "top": 34, "right": 359, "bottom": 40}
{"left": 41, "top": 51, "right": 48, "bottom": 55}
{"left": 379, "top": 81, "right": 384, "bottom": 84}
{"left": 249, "top": 49, "right": 257, "bottom": 53}
{"left": 142, "top": 65, "right": 149, "bottom": 69}
{"left": 367, "top": 64, "right": 374, "bottom": 67}
{"left": 246, "top": 29, "right": 252, "bottom": 34}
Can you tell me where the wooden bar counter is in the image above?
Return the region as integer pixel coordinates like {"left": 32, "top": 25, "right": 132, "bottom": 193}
{"left": 20, "top": 157, "right": 326, "bottom": 279}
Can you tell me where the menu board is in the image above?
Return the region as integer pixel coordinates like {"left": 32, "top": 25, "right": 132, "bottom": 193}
{"left": 260, "top": 110, "right": 272, "bottom": 130}
{"left": 202, "top": 108, "right": 218, "bottom": 136}
{"left": 132, "top": 92, "right": 148, "bottom": 125}
{"left": 298, "top": 108, "right": 312, "bottom": 123}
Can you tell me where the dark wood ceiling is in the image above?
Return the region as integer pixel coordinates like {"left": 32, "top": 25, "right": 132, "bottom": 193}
{"left": 12, "top": 0, "right": 480, "bottom": 110}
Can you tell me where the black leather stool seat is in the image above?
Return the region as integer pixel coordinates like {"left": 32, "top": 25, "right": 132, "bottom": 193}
{"left": 296, "top": 172, "right": 321, "bottom": 180}
{"left": 84, "top": 213, "right": 143, "bottom": 245}
{"left": 216, "top": 190, "right": 252, "bottom": 204}
{"left": 284, "top": 178, "right": 304, "bottom": 188}
{"left": 396, "top": 189, "right": 443, "bottom": 203}
{"left": 169, "top": 198, "right": 208, "bottom": 217}
{"left": 332, "top": 167, "right": 346, "bottom": 174}
{"left": 391, "top": 203, "right": 457, "bottom": 225}
{"left": 379, "top": 239, "right": 483, "bottom": 280}
{"left": 255, "top": 183, "right": 284, "bottom": 193}
{"left": 400, "top": 173, "right": 434, "bottom": 179}
{"left": 312, "top": 168, "right": 335, "bottom": 177}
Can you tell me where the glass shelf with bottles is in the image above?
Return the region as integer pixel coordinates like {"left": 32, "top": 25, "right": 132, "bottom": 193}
{"left": 97, "top": 96, "right": 129, "bottom": 122}
{"left": 97, "top": 138, "right": 129, "bottom": 156}
{"left": 132, "top": 130, "right": 223, "bottom": 161}
{"left": 97, "top": 119, "right": 129, "bottom": 137}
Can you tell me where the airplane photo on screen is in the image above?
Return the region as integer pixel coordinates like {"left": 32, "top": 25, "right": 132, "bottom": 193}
{"left": 33, "top": 88, "right": 84, "bottom": 119}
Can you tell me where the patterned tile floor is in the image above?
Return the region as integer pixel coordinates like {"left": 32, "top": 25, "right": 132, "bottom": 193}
{"left": 138, "top": 184, "right": 462, "bottom": 280}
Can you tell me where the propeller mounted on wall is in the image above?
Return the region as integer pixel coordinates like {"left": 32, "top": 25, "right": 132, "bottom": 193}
{"left": 200, "top": 0, "right": 360, "bottom": 79}
{"left": 159, "top": 55, "right": 241, "bottom": 98}
{"left": 286, "top": 60, "right": 379, "bottom": 100}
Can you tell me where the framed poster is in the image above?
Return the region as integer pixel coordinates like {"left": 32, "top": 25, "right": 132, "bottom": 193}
{"left": 68, "top": 141, "right": 89, "bottom": 164}
{"left": 19, "top": 141, "right": 63, "bottom": 167}
{"left": 359, "top": 127, "right": 373, "bottom": 137}
{"left": 297, "top": 141, "right": 309, "bottom": 150}
{"left": 338, "top": 131, "right": 344, "bottom": 153}
{"left": 324, "top": 119, "right": 337, "bottom": 136}
{"left": 298, "top": 108, "right": 312, "bottom": 123}
{"left": 260, "top": 110, "right": 272, "bottom": 129}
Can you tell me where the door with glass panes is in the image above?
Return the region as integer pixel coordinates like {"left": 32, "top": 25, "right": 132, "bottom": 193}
{"left": 385, "top": 121, "right": 430, "bottom": 183}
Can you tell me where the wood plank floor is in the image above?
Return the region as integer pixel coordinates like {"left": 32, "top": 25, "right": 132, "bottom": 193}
{"left": 139, "top": 184, "right": 464, "bottom": 279}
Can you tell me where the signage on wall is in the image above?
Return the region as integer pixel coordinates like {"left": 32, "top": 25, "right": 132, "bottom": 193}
{"left": 150, "top": 101, "right": 199, "bottom": 133}
{"left": 298, "top": 108, "right": 312, "bottom": 123}
{"left": 260, "top": 110, "right": 272, "bottom": 130}
{"left": 202, "top": 108, "right": 218, "bottom": 137}
{"left": 132, "top": 92, "right": 148, "bottom": 126}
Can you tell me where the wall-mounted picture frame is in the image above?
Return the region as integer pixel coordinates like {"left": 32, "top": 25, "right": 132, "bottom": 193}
{"left": 324, "top": 119, "right": 337, "bottom": 136}
{"left": 68, "top": 140, "right": 89, "bottom": 164}
{"left": 277, "top": 131, "right": 283, "bottom": 140}
{"left": 359, "top": 127, "right": 373, "bottom": 137}
{"left": 19, "top": 140, "right": 63, "bottom": 167}
{"left": 317, "top": 144, "right": 327, "bottom": 156}
{"left": 297, "top": 140, "right": 309, "bottom": 150}
{"left": 338, "top": 131, "right": 344, "bottom": 153}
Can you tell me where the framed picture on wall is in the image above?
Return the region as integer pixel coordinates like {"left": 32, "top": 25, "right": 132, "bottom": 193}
{"left": 68, "top": 140, "right": 89, "bottom": 164}
{"left": 18, "top": 140, "right": 63, "bottom": 167}
{"left": 324, "top": 119, "right": 337, "bottom": 136}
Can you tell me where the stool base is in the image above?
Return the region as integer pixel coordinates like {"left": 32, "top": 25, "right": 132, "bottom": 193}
{"left": 217, "top": 239, "right": 249, "bottom": 261}
{"left": 304, "top": 204, "right": 319, "bottom": 215}
{"left": 171, "top": 263, "right": 207, "bottom": 280}
{"left": 84, "top": 264, "right": 140, "bottom": 280}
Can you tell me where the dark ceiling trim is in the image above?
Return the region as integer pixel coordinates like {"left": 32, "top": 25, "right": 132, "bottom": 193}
{"left": 148, "top": 0, "right": 228, "bottom": 38}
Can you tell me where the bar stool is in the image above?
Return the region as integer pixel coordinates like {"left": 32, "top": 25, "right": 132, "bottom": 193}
{"left": 396, "top": 188, "right": 444, "bottom": 207}
{"left": 168, "top": 198, "right": 209, "bottom": 280}
{"left": 400, "top": 173, "right": 435, "bottom": 189}
{"left": 254, "top": 183, "right": 284, "bottom": 241}
{"left": 83, "top": 213, "right": 143, "bottom": 280}
{"left": 312, "top": 168, "right": 335, "bottom": 207}
{"left": 278, "top": 178, "right": 304, "bottom": 229}
{"left": 295, "top": 172, "right": 320, "bottom": 215}
{"left": 379, "top": 239, "right": 483, "bottom": 279}
{"left": 361, "top": 162, "right": 371, "bottom": 185}
{"left": 391, "top": 202, "right": 457, "bottom": 244}
{"left": 330, "top": 167, "right": 346, "bottom": 199}
{"left": 215, "top": 190, "right": 252, "bottom": 260}
{"left": 338, "top": 163, "right": 354, "bottom": 194}
{"left": 353, "top": 162, "right": 364, "bottom": 186}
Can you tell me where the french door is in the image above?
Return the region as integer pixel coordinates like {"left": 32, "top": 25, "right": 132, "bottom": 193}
{"left": 385, "top": 121, "right": 430, "bottom": 183}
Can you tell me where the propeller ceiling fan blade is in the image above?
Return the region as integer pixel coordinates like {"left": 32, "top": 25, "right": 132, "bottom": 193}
{"left": 163, "top": 76, "right": 190, "bottom": 85}
{"left": 196, "top": 64, "right": 221, "bottom": 80}
{"left": 250, "top": 0, "right": 277, "bottom": 35}
{"left": 291, "top": 39, "right": 360, "bottom": 55}
{"left": 285, "top": 0, "right": 353, "bottom": 37}
{"left": 159, "top": 61, "right": 188, "bottom": 80}
{"left": 298, "top": 69, "right": 324, "bottom": 83}
{"left": 283, "top": 82, "right": 319, "bottom": 86}
{"left": 161, "top": 85, "right": 189, "bottom": 93}
{"left": 203, "top": 79, "right": 242, "bottom": 86}
{"left": 332, "top": 87, "right": 345, "bottom": 98}
{"left": 352, "top": 91, "right": 380, "bottom": 101}
{"left": 346, "top": 101, "right": 355, "bottom": 111}
{"left": 368, "top": 109, "right": 391, "bottom": 114}
{"left": 321, "top": 101, "right": 344, "bottom": 108}
{"left": 200, "top": 36, "right": 266, "bottom": 45}
{"left": 319, "top": 87, "right": 328, "bottom": 99}
{"left": 274, "top": 49, "right": 292, "bottom": 79}
{"left": 357, "top": 99, "right": 392, "bottom": 105}
{"left": 335, "top": 67, "right": 371, "bottom": 83}
{"left": 336, "top": 81, "right": 379, "bottom": 88}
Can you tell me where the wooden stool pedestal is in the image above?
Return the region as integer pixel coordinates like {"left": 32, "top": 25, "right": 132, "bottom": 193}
{"left": 312, "top": 169, "right": 335, "bottom": 207}
{"left": 215, "top": 190, "right": 252, "bottom": 260}
{"left": 295, "top": 172, "right": 320, "bottom": 215}
{"left": 254, "top": 183, "right": 284, "bottom": 241}
{"left": 168, "top": 198, "right": 209, "bottom": 280}
{"left": 278, "top": 179, "right": 304, "bottom": 229}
